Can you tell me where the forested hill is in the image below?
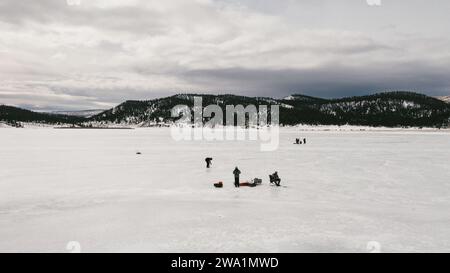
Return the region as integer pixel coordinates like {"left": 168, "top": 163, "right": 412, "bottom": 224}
{"left": 2, "top": 91, "right": 450, "bottom": 128}
{"left": 91, "top": 92, "right": 450, "bottom": 128}
{"left": 0, "top": 105, "right": 85, "bottom": 127}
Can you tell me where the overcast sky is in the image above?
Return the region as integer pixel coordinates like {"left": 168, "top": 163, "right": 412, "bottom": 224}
{"left": 1, "top": 0, "right": 450, "bottom": 110}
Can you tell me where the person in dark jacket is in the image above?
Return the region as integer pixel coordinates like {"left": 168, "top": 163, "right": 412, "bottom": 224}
{"left": 269, "top": 171, "right": 281, "bottom": 186}
{"left": 233, "top": 167, "right": 241, "bottom": 188}
{"left": 205, "top": 157, "right": 213, "bottom": 168}
{"left": 303, "top": 138, "right": 307, "bottom": 145}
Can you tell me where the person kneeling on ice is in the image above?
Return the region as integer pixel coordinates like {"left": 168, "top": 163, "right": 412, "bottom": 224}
{"left": 269, "top": 171, "right": 281, "bottom": 186}
{"left": 233, "top": 167, "right": 241, "bottom": 188}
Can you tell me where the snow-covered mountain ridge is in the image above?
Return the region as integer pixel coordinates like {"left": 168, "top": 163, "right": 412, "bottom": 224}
{"left": 2, "top": 91, "right": 450, "bottom": 128}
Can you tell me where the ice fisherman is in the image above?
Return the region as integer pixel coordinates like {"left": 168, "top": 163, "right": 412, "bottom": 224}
{"left": 269, "top": 171, "right": 281, "bottom": 186}
{"left": 205, "top": 157, "right": 213, "bottom": 168}
{"left": 233, "top": 167, "right": 241, "bottom": 188}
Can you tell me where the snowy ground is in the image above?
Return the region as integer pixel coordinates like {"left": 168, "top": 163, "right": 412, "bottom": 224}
{"left": 0, "top": 127, "right": 449, "bottom": 253}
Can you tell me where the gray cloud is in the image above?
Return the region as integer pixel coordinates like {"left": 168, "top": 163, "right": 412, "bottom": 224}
{"left": 0, "top": 0, "right": 449, "bottom": 110}
{"left": 0, "top": 0, "right": 167, "bottom": 35}
{"left": 183, "top": 61, "right": 450, "bottom": 98}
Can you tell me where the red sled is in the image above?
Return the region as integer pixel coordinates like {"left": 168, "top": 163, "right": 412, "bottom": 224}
{"left": 239, "top": 181, "right": 256, "bottom": 187}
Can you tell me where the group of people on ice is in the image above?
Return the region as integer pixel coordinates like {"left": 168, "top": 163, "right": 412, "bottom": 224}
{"left": 205, "top": 137, "right": 310, "bottom": 188}
{"left": 207, "top": 157, "right": 281, "bottom": 188}
{"left": 295, "top": 138, "right": 307, "bottom": 145}
{"left": 232, "top": 167, "right": 280, "bottom": 187}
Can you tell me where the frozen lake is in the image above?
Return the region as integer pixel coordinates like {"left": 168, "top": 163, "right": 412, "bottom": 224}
{"left": 0, "top": 127, "right": 449, "bottom": 252}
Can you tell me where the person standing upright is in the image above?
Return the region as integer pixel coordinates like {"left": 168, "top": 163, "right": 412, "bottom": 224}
{"left": 233, "top": 167, "right": 241, "bottom": 188}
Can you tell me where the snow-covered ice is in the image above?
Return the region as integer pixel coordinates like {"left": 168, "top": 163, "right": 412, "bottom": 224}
{"left": 0, "top": 127, "right": 449, "bottom": 252}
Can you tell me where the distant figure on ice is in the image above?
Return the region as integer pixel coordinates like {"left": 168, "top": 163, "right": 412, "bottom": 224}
{"left": 295, "top": 138, "right": 300, "bottom": 144}
{"left": 303, "top": 138, "right": 307, "bottom": 145}
{"left": 205, "top": 157, "right": 213, "bottom": 168}
{"left": 269, "top": 171, "right": 281, "bottom": 186}
{"left": 233, "top": 167, "right": 241, "bottom": 188}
